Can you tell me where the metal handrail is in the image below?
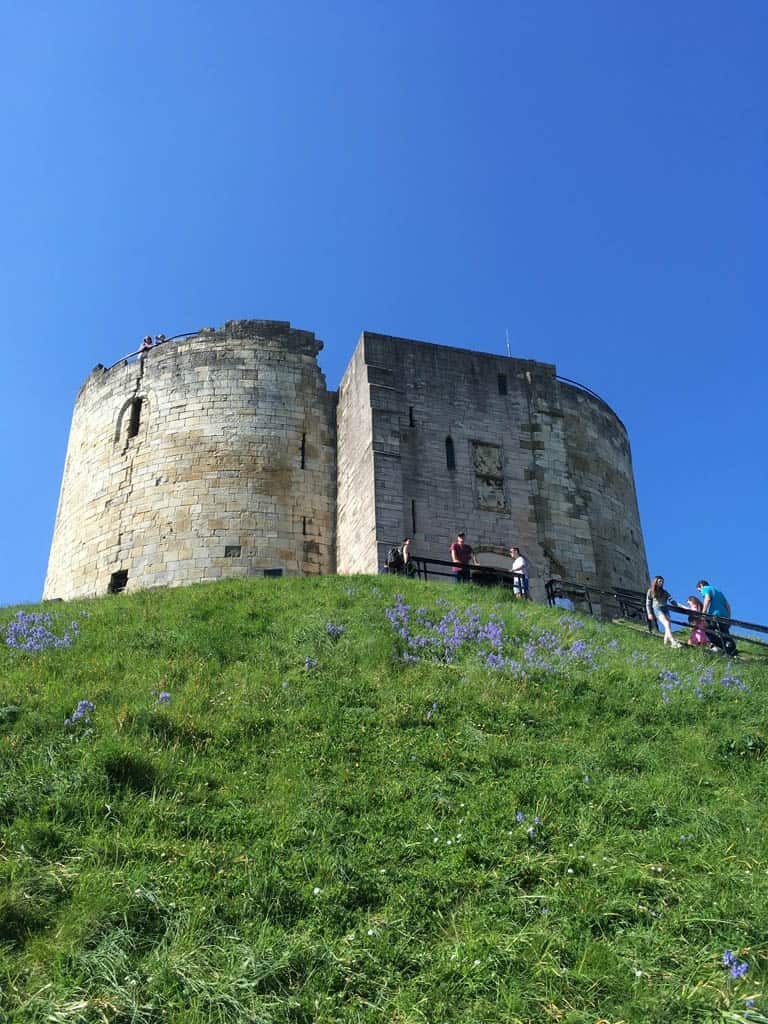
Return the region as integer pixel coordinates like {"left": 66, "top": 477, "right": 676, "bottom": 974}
{"left": 106, "top": 331, "right": 201, "bottom": 370}
{"left": 544, "top": 578, "right": 768, "bottom": 652}
{"left": 387, "top": 555, "right": 527, "bottom": 589}
{"left": 555, "top": 375, "right": 611, "bottom": 407}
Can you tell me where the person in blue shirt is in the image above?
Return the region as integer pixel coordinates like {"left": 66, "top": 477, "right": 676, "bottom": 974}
{"left": 696, "top": 580, "right": 737, "bottom": 655}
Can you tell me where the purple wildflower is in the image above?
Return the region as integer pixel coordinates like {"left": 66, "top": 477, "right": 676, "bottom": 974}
{"left": 5, "top": 611, "right": 78, "bottom": 653}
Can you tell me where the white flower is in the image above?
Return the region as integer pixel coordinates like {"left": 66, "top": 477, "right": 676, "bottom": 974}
{"left": 313, "top": 887, "right": 322, "bottom": 895}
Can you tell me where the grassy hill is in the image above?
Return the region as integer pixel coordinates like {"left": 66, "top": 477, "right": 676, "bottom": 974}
{"left": 1, "top": 576, "right": 766, "bottom": 1024}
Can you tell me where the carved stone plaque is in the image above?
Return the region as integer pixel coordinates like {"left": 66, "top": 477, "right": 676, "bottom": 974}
{"left": 472, "top": 442, "right": 505, "bottom": 510}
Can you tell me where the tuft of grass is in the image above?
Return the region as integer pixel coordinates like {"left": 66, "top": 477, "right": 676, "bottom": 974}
{"left": 0, "top": 575, "right": 767, "bottom": 1022}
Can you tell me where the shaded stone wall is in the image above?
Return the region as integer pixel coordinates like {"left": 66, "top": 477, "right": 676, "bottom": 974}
{"left": 44, "top": 321, "right": 336, "bottom": 600}
{"left": 334, "top": 332, "right": 648, "bottom": 599}
{"left": 558, "top": 383, "right": 648, "bottom": 592}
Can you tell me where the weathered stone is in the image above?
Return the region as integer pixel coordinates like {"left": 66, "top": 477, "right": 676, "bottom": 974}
{"left": 45, "top": 321, "right": 647, "bottom": 601}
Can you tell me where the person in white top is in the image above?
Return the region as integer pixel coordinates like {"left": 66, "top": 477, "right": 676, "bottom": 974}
{"left": 509, "top": 547, "right": 531, "bottom": 600}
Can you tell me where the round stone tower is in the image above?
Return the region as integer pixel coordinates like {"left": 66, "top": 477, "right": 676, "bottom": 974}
{"left": 44, "top": 321, "right": 336, "bottom": 600}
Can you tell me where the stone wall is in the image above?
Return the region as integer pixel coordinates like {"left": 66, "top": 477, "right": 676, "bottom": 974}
{"left": 44, "top": 321, "right": 336, "bottom": 600}
{"left": 336, "top": 341, "right": 378, "bottom": 574}
{"left": 45, "top": 321, "right": 648, "bottom": 602}
{"left": 334, "top": 332, "right": 648, "bottom": 599}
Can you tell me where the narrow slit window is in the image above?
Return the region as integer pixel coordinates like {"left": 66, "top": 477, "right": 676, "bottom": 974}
{"left": 108, "top": 570, "right": 128, "bottom": 594}
{"left": 411, "top": 499, "right": 417, "bottom": 534}
{"left": 127, "top": 398, "right": 143, "bottom": 439}
{"left": 445, "top": 436, "right": 456, "bottom": 471}
{"left": 300, "top": 433, "right": 306, "bottom": 469}
{"left": 409, "top": 406, "right": 415, "bottom": 427}
{"left": 498, "top": 373, "right": 508, "bottom": 395}
{"left": 302, "top": 516, "right": 307, "bottom": 536}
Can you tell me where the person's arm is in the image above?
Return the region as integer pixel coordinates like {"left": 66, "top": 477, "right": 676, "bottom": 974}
{"left": 701, "top": 593, "right": 711, "bottom": 615}
{"left": 449, "top": 544, "right": 458, "bottom": 565}
{"left": 645, "top": 589, "right": 653, "bottom": 618}
{"left": 725, "top": 598, "right": 732, "bottom": 618}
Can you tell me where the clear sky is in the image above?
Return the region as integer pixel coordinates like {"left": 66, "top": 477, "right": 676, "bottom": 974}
{"left": 1, "top": 1, "right": 765, "bottom": 624}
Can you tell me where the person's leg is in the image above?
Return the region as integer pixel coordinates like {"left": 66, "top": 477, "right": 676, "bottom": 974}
{"left": 657, "top": 609, "right": 679, "bottom": 646}
{"left": 711, "top": 621, "right": 737, "bottom": 656}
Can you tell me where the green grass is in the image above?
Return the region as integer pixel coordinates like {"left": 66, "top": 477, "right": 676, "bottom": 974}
{"left": 0, "top": 575, "right": 767, "bottom": 1023}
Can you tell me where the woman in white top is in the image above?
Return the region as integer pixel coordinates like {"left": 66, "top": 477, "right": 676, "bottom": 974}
{"left": 509, "top": 547, "right": 531, "bottom": 600}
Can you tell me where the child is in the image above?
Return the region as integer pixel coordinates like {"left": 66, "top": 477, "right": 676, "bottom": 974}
{"left": 685, "top": 596, "right": 708, "bottom": 646}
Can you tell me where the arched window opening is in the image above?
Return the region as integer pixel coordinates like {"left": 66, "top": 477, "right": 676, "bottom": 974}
{"left": 445, "top": 436, "right": 456, "bottom": 471}
{"left": 127, "top": 398, "right": 143, "bottom": 439}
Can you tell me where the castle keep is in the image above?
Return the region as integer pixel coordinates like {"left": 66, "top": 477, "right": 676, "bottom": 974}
{"left": 44, "top": 320, "right": 648, "bottom": 600}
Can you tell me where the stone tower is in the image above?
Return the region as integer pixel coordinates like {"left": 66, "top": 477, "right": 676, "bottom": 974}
{"left": 44, "top": 321, "right": 336, "bottom": 600}
{"left": 45, "top": 321, "right": 648, "bottom": 603}
{"left": 336, "top": 331, "right": 648, "bottom": 598}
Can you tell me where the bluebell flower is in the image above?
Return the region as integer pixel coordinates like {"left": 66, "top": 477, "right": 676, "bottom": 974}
{"left": 5, "top": 610, "right": 79, "bottom": 653}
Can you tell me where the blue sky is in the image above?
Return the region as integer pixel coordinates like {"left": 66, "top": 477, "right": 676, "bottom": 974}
{"left": 1, "top": 1, "right": 766, "bottom": 625}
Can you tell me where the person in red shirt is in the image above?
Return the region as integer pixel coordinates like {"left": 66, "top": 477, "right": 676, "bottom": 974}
{"left": 449, "top": 531, "right": 478, "bottom": 583}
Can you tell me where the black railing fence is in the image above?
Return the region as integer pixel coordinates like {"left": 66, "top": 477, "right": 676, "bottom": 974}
{"left": 384, "top": 556, "right": 767, "bottom": 655}
{"left": 544, "top": 578, "right": 768, "bottom": 653}
{"left": 107, "top": 332, "right": 201, "bottom": 370}
{"left": 387, "top": 555, "right": 528, "bottom": 591}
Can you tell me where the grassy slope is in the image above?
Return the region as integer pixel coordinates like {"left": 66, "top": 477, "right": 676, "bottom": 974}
{"left": 0, "top": 576, "right": 767, "bottom": 1024}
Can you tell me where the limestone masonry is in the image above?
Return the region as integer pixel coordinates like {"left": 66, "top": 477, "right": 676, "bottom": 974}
{"left": 44, "top": 320, "right": 648, "bottom": 601}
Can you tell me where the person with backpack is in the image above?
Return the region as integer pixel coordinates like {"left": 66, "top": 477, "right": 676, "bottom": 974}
{"left": 401, "top": 537, "right": 416, "bottom": 576}
{"left": 385, "top": 538, "right": 415, "bottom": 576}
